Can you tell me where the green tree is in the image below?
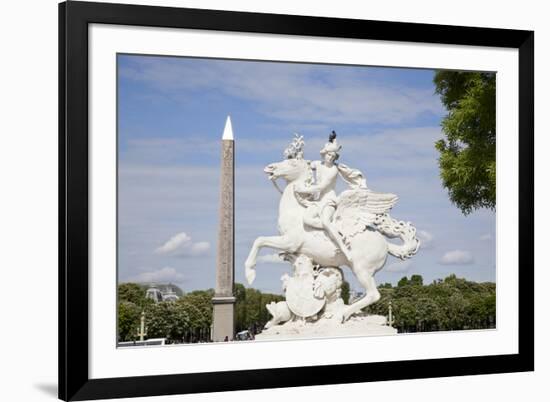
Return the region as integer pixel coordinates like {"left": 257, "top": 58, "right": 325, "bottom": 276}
{"left": 234, "top": 283, "right": 248, "bottom": 331}
{"left": 340, "top": 280, "right": 350, "bottom": 304}
{"left": 409, "top": 274, "right": 424, "bottom": 286}
{"left": 117, "top": 283, "right": 154, "bottom": 342}
{"left": 234, "top": 283, "right": 246, "bottom": 302}
{"left": 177, "top": 290, "right": 213, "bottom": 330}
{"left": 118, "top": 283, "right": 148, "bottom": 306}
{"left": 373, "top": 274, "right": 495, "bottom": 333}
{"left": 117, "top": 301, "right": 141, "bottom": 341}
{"left": 397, "top": 276, "right": 409, "bottom": 287}
{"left": 234, "top": 284, "right": 284, "bottom": 332}
{"left": 434, "top": 71, "right": 496, "bottom": 214}
{"left": 145, "top": 302, "right": 190, "bottom": 342}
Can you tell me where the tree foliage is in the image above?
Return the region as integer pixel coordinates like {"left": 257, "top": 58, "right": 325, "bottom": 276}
{"left": 118, "top": 283, "right": 149, "bottom": 307}
{"left": 366, "top": 274, "right": 496, "bottom": 332}
{"left": 340, "top": 280, "right": 351, "bottom": 304}
{"left": 177, "top": 289, "right": 214, "bottom": 331}
{"left": 117, "top": 283, "right": 284, "bottom": 343}
{"left": 235, "top": 285, "right": 284, "bottom": 333}
{"left": 117, "top": 301, "right": 141, "bottom": 341}
{"left": 117, "top": 283, "right": 153, "bottom": 342}
{"left": 145, "top": 302, "right": 191, "bottom": 341}
{"left": 434, "top": 71, "right": 496, "bottom": 214}
{"left": 118, "top": 274, "right": 496, "bottom": 341}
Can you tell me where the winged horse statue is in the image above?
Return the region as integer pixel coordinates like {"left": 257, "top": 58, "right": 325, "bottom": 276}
{"left": 245, "top": 133, "right": 420, "bottom": 322}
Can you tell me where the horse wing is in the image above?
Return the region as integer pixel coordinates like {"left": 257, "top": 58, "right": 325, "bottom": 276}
{"left": 335, "top": 189, "right": 399, "bottom": 239}
{"left": 363, "top": 190, "right": 399, "bottom": 214}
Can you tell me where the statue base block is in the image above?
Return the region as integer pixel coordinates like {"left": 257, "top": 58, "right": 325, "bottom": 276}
{"left": 255, "top": 314, "right": 397, "bottom": 341}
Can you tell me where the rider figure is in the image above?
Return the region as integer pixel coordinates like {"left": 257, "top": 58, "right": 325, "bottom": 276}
{"left": 296, "top": 131, "right": 355, "bottom": 262}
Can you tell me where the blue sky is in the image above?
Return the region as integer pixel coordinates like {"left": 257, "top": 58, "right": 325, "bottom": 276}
{"left": 117, "top": 54, "right": 496, "bottom": 294}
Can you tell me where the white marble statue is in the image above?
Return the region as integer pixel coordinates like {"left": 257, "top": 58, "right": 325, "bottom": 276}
{"left": 245, "top": 133, "right": 420, "bottom": 326}
{"left": 265, "top": 300, "right": 292, "bottom": 329}
{"left": 264, "top": 255, "right": 346, "bottom": 329}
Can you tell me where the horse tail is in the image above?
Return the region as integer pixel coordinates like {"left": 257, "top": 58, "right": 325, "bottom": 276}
{"left": 373, "top": 213, "right": 420, "bottom": 259}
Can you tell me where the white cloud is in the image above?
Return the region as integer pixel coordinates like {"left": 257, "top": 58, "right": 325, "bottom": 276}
{"left": 155, "top": 232, "right": 191, "bottom": 254}
{"left": 129, "top": 267, "right": 185, "bottom": 284}
{"left": 480, "top": 234, "right": 492, "bottom": 241}
{"left": 439, "top": 250, "right": 474, "bottom": 265}
{"left": 385, "top": 259, "right": 412, "bottom": 273}
{"left": 189, "top": 241, "right": 211, "bottom": 255}
{"left": 154, "top": 232, "right": 211, "bottom": 257}
{"left": 417, "top": 230, "right": 434, "bottom": 249}
{"left": 257, "top": 253, "right": 286, "bottom": 264}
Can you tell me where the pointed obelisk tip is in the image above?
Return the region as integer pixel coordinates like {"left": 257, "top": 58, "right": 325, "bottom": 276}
{"left": 222, "top": 115, "right": 233, "bottom": 140}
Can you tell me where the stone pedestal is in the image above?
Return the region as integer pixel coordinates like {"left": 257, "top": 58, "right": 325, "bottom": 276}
{"left": 212, "top": 296, "right": 236, "bottom": 342}
{"left": 255, "top": 314, "right": 397, "bottom": 341}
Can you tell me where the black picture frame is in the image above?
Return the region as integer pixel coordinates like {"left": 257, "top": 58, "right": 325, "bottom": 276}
{"left": 59, "top": 1, "right": 534, "bottom": 400}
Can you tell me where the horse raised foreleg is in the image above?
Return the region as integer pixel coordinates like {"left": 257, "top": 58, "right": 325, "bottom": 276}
{"left": 245, "top": 235, "right": 300, "bottom": 285}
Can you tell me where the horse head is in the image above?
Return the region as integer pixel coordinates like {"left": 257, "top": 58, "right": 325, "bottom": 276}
{"left": 264, "top": 158, "right": 310, "bottom": 184}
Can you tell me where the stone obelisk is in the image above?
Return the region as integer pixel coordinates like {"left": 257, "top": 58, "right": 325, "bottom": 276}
{"left": 212, "top": 116, "right": 236, "bottom": 342}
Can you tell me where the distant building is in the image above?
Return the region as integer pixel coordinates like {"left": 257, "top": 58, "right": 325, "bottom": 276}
{"left": 162, "top": 286, "right": 179, "bottom": 302}
{"left": 145, "top": 284, "right": 180, "bottom": 302}
{"left": 145, "top": 285, "right": 163, "bottom": 303}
